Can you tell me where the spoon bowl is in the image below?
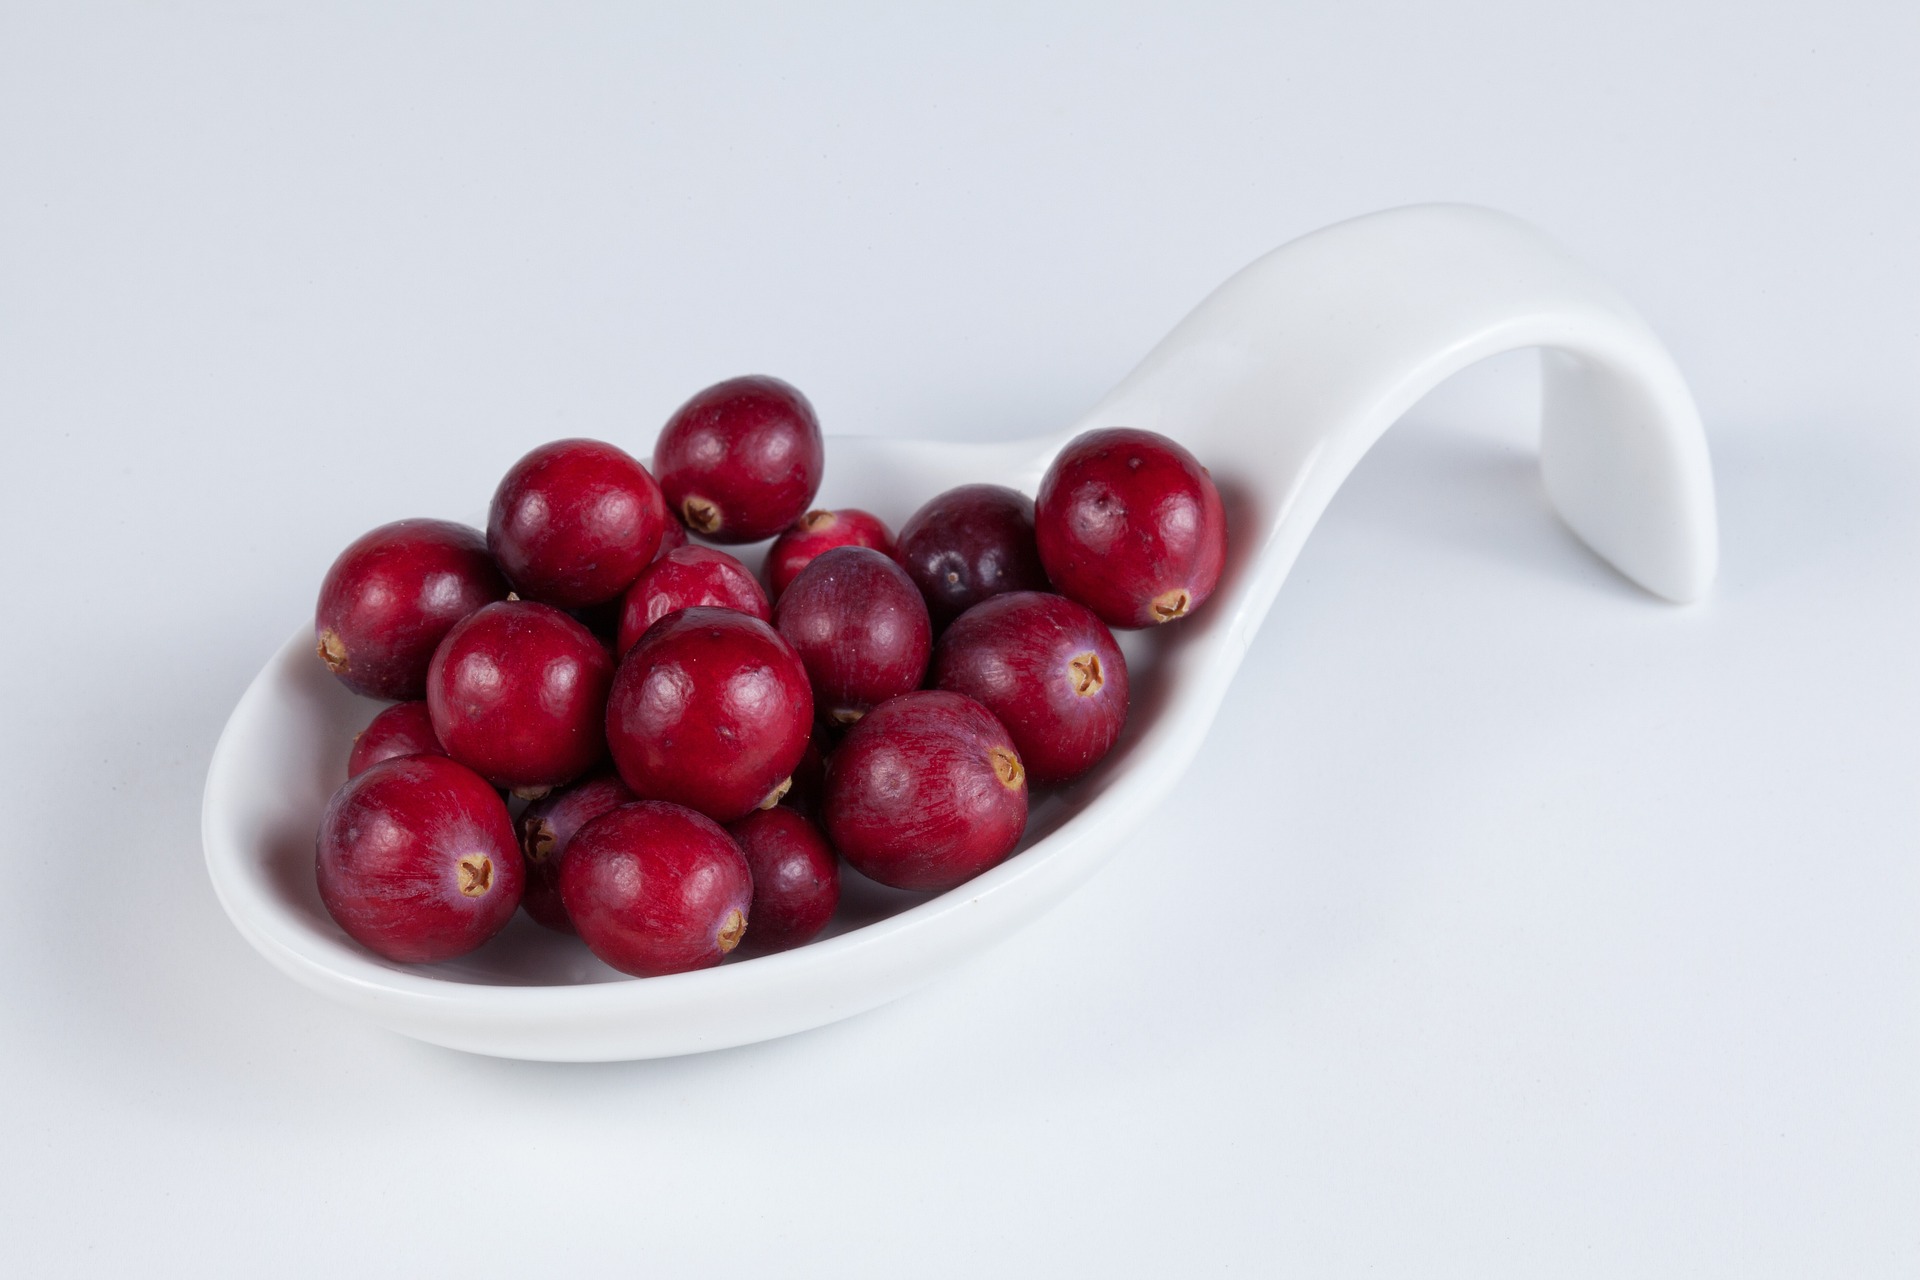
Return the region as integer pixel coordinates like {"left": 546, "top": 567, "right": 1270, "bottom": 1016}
{"left": 202, "top": 203, "right": 1716, "bottom": 1060}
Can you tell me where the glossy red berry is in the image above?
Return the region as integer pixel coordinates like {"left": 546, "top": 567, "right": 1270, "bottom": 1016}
{"left": 516, "top": 772, "right": 636, "bottom": 933}
{"left": 823, "top": 690, "right": 1027, "bottom": 892}
{"left": 314, "top": 519, "right": 508, "bottom": 699}
{"left": 487, "top": 438, "right": 670, "bottom": 607}
{"left": 347, "top": 701, "right": 446, "bottom": 778}
{"left": 1034, "top": 427, "right": 1226, "bottom": 628}
{"left": 315, "top": 754, "right": 523, "bottom": 963}
{"left": 653, "top": 375, "right": 825, "bottom": 543}
{"left": 615, "top": 545, "right": 770, "bottom": 655}
{"left": 426, "top": 601, "right": 614, "bottom": 793}
{"left": 560, "top": 800, "right": 753, "bottom": 977}
{"left": 934, "top": 592, "right": 1129, "bottom": 785}
{"left": 605, "top": 607, "right": 813, "bottom": 822}
{"left": 726, "top": 807, "right": 839, "bottom": 952}
{"left": 775, "top": 546, "right": 932, "bottom": 725}
{"left": 765, "top": 508, "right": 894, "bottom": 598}
{"left": 894, "top": 484, "right": 1050, "bottom": 628}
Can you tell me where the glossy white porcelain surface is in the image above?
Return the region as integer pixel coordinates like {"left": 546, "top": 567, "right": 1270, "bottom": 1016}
{"left": 202, "top": 203, "right": 1717, "bottom": 1060}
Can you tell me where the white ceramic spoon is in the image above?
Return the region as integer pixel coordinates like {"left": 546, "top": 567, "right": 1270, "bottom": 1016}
{"left": 202, "top": 203, "right": 1717, "bottom": 1061}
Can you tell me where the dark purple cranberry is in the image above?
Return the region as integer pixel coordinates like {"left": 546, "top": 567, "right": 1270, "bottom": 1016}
{"left": 934, "top": 592, "right": 1129, "bottom": 785}
{"left": 726, "top": 807, "right": 839, "bottom": 952}
{"left": 487, "top": 438, "right": 670, "bottom": 608}
{"left": 765, "top": 508, "right": 894, "bottom": 598}
{"left": 783, "top": 723, "right": 829, "bottom": 816}
{"left": 516, "top": 772, "right": 636, "bottom": 933}
{"left": 568, "top": 598, "right": 624, "bottom": 648}
{"left": 426, "top": 601, "right": 614, "bottom": 794}
{"left": 560, "top": 801, "right": 753, "bottom": 976}
{"left": 823, "top": 690, "right": 1027, "bottom": 892}
{"left": 653, "top": 375, "right": 825, "bottom": 543}
{"left": 616, "top": 545, "right": 770, "bottom": 655}
{"left": 653, "top": 516, "right": 689, "bottom": 559}
{"left": 774, "top": 546, "right": 932, "bottom": 725}
{"left": 347, "top": 701, "right": 446, "bottom": 778}
{"left": 316, "top": 754, "right": 523, "bottom": 963}
{"left": 1035, "top": 427, "right": 1227, "bottom": 628}
{"left": 605, "top": 607, "right": 813, "bottom": 821}
{"left": 314, "top": 519, "right": 508, "bottom": 699}
{"left": 893, "top": 484, "right": 1050, "bottom": 628}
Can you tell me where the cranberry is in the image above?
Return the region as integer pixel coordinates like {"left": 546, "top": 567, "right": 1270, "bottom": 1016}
{"left": 314, "top": 518, "right": 508, "bottom": 699}
{"left": 726, "top": 807, "right": 839, "bottom": 952}
{"left": 605, "top": 606, "right": 813, "bottom": 821}
{"left": 615, "top": 545, "right": 770, "bottom": 655}
{"left": 933, "top": 592, "right": 1129, "bottom": 785}
{"left": 560, "top": 800, "right": 753, "bottom": 977}
{"left": 315, "top": 754, "right": 523, "bottom": 963}
{"left": 823, "top": 690, "right": 1027, "bottom": 892}
{"left": 1035, "top": 427, "right": 1226, "bottom": 628}
{"left": 774, "top": 546, "right": 932, "bottom": 725}
{"left": 426, "top": 601, "right": 614, "bottom": 794}
{"left": 516, "top": 772, "right": 636, "bottom": 933}
{"left": 893, "top": 484, "right": 1050, "bottom": 628}
{"left": 487, "top": 438, "right": 670, "bottom": 607}
{"left": 653, "top": 375, "right": 825, "bottom": 543}
{"left": 347, "top": 700, "right": 446, "bottom": 778}
{"left": 765, "top": 508, "right": 894, "bottom": 598}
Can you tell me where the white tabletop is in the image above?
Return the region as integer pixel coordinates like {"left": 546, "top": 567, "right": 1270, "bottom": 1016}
{"left": 3, "top": 4, "right": 1915, "bottom": 1275}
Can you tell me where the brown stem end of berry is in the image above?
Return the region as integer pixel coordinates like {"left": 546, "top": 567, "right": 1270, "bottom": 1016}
{"left": 316, "top": 629, "right": 349, "bottom": 675}
{"left": 681, "top": 496, "right": 722, "bottom": 534}
{"left": 989, "top": 746, "right": 1025, "bottom": 791}
{"left": 456, "top": 855, "right": 494, "bottom": 897}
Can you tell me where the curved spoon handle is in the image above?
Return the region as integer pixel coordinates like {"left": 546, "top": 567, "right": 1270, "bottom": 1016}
{"left": 1073, "top": 204, "right": 1718, "bottom": 657}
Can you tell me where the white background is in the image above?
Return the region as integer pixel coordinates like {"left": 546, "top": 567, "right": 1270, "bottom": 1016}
{"left": 3, "top": 3, "right": 1916, "bottom": 1275}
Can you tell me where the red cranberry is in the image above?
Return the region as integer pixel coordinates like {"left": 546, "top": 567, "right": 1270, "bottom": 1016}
{"left": 893, "top": 484, "right": 1050, "bottom": 628}
{"left": 1035, "top": 427, "right": 1227, "bottom": 628}
{"left": 765, "top": 508, "right": 894, "bottom": 598}
{"left": 774, "top": 546, "right": 932, "bottom": 725}
{"left": 516, "top": 772, "right": 636, "bottom": 933}
{"left": 823, "top": 690, "right": 1027, "bottom": 892}
{"left": 605, "top": 606, "right": 813, "bottom": 821}
{"left": 426, "top": 601, "right": 614, "bottom": 794}
{"left": 615, "top": 545, "right": 770, "bottom": 655}
{"left": 314, "top": 518, "right": 508, "bottom": 699}
{"left": 560, "top": 800, "right": 753, "bottom": 976}
{"left": 933, "top": 592, "right": 1129, "bottom": 785}
{"left": 726, "top": 807, "right": 839, "bottom": 952}
{"left": 315, "top": 754, "right": 523, "bottom": 963}
{"left": 653, "top": 375, "right": 825, "bottom": 543}
{"left": 487, "top": 438, "right": 670, "bottom": 608}
{"left": 347, "top": 701, "right": 446, "bottom": 778}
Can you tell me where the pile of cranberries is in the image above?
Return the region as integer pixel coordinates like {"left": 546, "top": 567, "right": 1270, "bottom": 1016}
{"left": 312, "top": 376, "right": 1227, "bottom": 977}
